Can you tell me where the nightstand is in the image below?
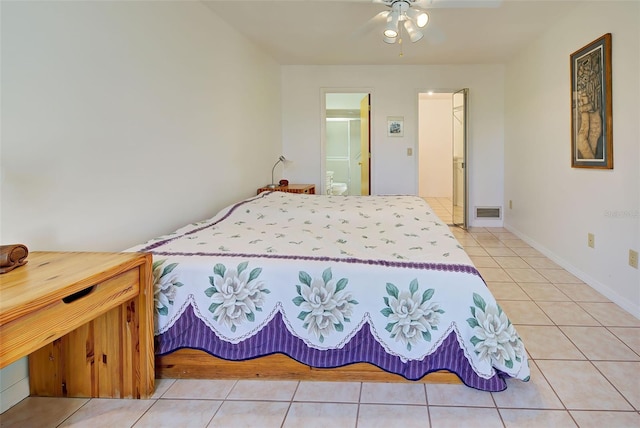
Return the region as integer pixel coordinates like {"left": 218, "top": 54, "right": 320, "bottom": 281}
{"left": 257, "top": 184, "right": 315, "bottom": 195}
{"left": 0, "top": 251, "right": 154, "bottom": 398}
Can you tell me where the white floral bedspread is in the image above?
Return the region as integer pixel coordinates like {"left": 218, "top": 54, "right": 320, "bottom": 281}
{"left": 127, "top": 192, "right": 530, "bottom": 383}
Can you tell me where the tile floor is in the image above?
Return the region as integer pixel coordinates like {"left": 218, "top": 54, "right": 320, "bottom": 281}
{"left": 2, "top": 227, "right": 639, "bottom": 427}
{"left": 424, "top": 197, "right": 453, "bottom": 225}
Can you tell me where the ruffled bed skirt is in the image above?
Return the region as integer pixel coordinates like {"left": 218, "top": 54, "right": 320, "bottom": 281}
{"left": 156, "top": 305, "right": 510, "bottom": 392}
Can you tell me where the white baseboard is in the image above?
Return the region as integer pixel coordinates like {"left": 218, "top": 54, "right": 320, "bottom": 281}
{"left": 0, "top": 378, "right": 29, "bottom": 414}
{"left": 505, "top": 224, "right": 640, "bottom": 319}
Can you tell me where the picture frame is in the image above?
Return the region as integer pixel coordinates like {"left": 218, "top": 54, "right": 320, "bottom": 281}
{"left": 387, "top": 116, "right": 404, "bottom": 137}
{"left": 570, "top": 33, "right": 613, "bottom": 169}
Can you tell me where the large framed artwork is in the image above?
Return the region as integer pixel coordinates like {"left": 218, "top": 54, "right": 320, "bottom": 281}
{"left": 570, "top": 33, "right": 613, "bottom": 169}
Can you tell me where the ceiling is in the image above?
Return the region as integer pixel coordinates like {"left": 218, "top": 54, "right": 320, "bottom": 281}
{"left": 202, "top": 0, "right": 584, "bottom": 65}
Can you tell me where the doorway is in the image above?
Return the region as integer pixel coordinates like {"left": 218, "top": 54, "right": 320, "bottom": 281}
{"left": 323, "top": 92, "right": 371, "bottom": 196}
{"left": 418, "top": 89, "right": 468, "bottom": 228}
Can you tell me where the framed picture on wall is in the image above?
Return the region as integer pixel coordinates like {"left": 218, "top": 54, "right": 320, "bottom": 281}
{"left": 387, "top": 116, "right": 404, "bottom": 137}
{"left": 570, "top": 33, "right": 613, "bottom": 169}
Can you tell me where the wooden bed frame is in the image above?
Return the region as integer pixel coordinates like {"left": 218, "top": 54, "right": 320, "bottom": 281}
{"left": 156, "top": 349, "right": 462, "bottom": 384}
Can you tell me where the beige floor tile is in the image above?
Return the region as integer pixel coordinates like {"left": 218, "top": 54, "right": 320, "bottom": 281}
{"left": 361, "top": 382, "right": 426, "bottom": 405}
{"left": 555, "top": 283, "right": 610, "bottom": 302}
{"left": 463, "top": 246, "right": 489, "bottom": 256}
{"left": 536, "top": 360, "right": 633, "bottom": 410}
{"left": 162, "top": 379, "right": 236, "bottom": 400}
{"left": 485, "top": 227, "right": 510, "bottom": 233}
{"left": 476, "top": 238, "right": 507, "bottom": 248}
{"left": 577, "top": 303, "right": 640, "bottom": 327}
{"left": 467, "top": 227, "right": 488, "bottom": 233}
{"left": 522, "top": 257, "right": 561, "bottom": 269}
{"left": 477, "top": 266, "right": 512, "bottom": 282}
{"left": 505, "top": 268, "right": 548, "bottom": 283}
{"left": 469, "top": 232, "right": 493, "bottom": 240}
{"left": 58, "top": 398, "right": 154, "bottom": 428}
{"left": 484, "top": 247, "right": 518, "bottom": 257}
{"left": 498, "top": 301, "right": 553, "bottom": 325}
{"left": 501, "top": 239, "right": 532, "bottom": 248}
{"left": 428, "top": 407, "right": 503, "bottom": 428}
{"left": 492, "top": 361, "right": 564, "bottom": 409}
{"left": 227, "top": 380, "right": 298, "bottom": 401}
{"left": 469, "top": 256, "right": 499, "bottom": 267}
{"left": 570, "top": 410, "right": 640, "bottom": 427}
{"left": 560, "top": 327, "right": 639, "bottom": 361}
{"left": 282, "top": 402, "right": 358, "bottom": 428}
{"left": 425, "top": 383, "right": 495, "bottom": 407}
{"left": 515, "top": 326, "right": 584, "bottom": 360}
{"left": 357, "top": 404, "right": 430, "bottom": 428}
{"left": 293, "top": 381, "right": 360, "bottom": 403}
{"left": 0, "top": 397, "right": 88, "bottom": 428}
{"left": 536, "top": 269, "right": 583, "bottom": 283}
{"left": 594, "top": 361, "right": 640, "bottom": 410}
{"left": 486, "top": 281, "right": 530, "bottom": 301}
{"left": 134, "top": 399, "right": 220, "bottom": 428}
{"left": 499, "top": 409, "right": 577, "bottom": 427}
{"left": 493, "top": 256, "right": 530, "bottom": 269}
{"left": 150, "top": 378, "right": 175, "bottom": 399}
{"left": 511, "top": 247, "right": 545, "bottom": 257}
{"left": 490, "top": 232, "right": 518, "bottom": 240}
{"left": 519, "top": 283, "right": 571, "bottom": 301}
{"left": 537, "top": 301, "right": 600, "bottom": 326}
{"left": 208, "top": 400, "right": 289, "bottom": 428}
{"left": 608, "top": 327, "right": 640, "bottom": 354}
{"left": 457, "top": 237, "right": 481, "bottom": 247}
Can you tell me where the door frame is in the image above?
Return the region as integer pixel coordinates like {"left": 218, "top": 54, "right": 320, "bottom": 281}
{"left": 416, "top": 88, "right": 469, "bottom": 228}
{"left": 321, "top": 88, "right": 374, "bottom": 195}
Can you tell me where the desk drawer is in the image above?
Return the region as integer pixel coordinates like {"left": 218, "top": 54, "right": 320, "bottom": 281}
{"left": 0, "top": 268, "right": 139, "bottom": 368}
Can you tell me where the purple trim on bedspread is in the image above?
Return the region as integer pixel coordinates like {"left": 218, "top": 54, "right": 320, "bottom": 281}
{"left": 156, "top": 305, "right": 507, "bottom": 392}
{"left": 150, "top": 250, "right": 483, "bottom": 278}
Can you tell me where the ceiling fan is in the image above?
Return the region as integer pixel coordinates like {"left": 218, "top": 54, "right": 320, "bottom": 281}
{"left": 370, "top": 0, "right": 502, "bottom": 45}
{"left": 373, "top": 0, "right": 431, "bottom": 44}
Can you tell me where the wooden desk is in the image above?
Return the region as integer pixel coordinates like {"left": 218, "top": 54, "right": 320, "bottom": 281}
{"left": 0, "top": 252, "right": 154, "bottom": 398}
{"left": 257, "top": 184, "right": 315, "bottom": 195}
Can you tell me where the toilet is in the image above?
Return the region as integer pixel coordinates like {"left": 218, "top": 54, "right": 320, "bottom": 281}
{"left": 330, "top": 182, "right": 348, "bottom": 195}
{"left": 326, "top": 171, "right": 348, "bottom": 196}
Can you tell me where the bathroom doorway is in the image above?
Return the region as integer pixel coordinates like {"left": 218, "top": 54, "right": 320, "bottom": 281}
{"left": 323, "top": 92, "right": 371, "bottom": 196}
{"left": 418, "top": 89, "right": 468, "bottom": 228}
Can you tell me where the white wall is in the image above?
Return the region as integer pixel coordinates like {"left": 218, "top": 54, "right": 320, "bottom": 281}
{"left": 504, "top": 1, "right": 639, "bottom": 316}
{"left": 281, "top": 65, "right": 505, "bottom": 227}
{"left": 418, "top": 95, "right": 453, "bottom": 198}
{"left": 0, "top": 1, "right": 281, "bottom": 411}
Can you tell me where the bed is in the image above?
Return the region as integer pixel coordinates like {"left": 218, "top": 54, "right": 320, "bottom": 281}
{"left": 127, "top": 191, "right": 530, "bottom": 391}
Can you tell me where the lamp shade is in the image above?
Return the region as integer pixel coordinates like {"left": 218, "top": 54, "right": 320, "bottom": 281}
{"left": 404, "top": 19, "right": 424, "bottom": 43}
{"left": 406, "top": 8, "right": 429, "bottom": 28}
{"left": 383, "top": 10, "right": 399, "bottom": 38}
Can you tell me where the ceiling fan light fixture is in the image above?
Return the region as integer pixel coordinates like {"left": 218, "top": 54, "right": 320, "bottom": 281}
{"left": 406, "top": 8, "right": 429, "bottom": 28}
{"left": 404, "top": 19, "right": 424, "bottom": 43}
{"left": 383, "top": 10, "right": 399, "bottom": 38}
{"left": 383, "top": 34, "right": 397, "bottom": 44}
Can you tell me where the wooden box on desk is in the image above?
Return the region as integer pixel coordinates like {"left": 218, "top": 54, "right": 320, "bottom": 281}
{"left": 0, "top": 251, "right": 154, "bottom": 399}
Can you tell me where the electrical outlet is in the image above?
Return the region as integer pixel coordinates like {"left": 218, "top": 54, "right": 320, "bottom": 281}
{"left": 407, "top": 148, "right": 413, "bottom": 156}
{"left": 509, "top": 200, "right": 512, "bottom": 209}
{"left": 588, "top": 233, "right": 595, "bottom": 248}
{"left": 630, "top": 250, "right": 639, "bottom": 269}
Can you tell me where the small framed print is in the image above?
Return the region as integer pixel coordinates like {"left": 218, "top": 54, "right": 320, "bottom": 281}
{"left": 387, "top": 116, "right": 404, "bottom": 137}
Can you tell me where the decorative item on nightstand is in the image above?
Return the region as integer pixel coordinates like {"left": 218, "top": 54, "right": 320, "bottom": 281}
{"left": 267, "top": 155, "right": 287, "bottom": 189}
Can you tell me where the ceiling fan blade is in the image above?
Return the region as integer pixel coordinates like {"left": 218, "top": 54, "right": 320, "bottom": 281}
{"left": 351, "top": 10, "right": 390, "bottom": 38}
{"left": 423, "top": 22, "right": 446, "bottom": 45}
{"left": 413, "top": 0, "right": 502, "bottom": 8}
